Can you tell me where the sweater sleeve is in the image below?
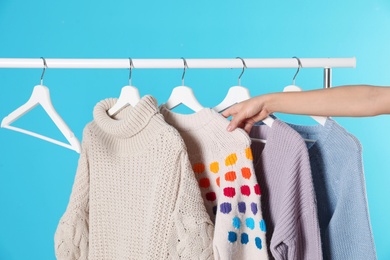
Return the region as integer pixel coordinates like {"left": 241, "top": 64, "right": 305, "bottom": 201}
{"left": 54, "top": 132, "right": 90, "bottom": 260}
{"left": 168, "top": 150, "right": 215, "bottom": 260}
{"left": 322, "top": 138, "right": 376, "bottom": 259}
{"left": 270, "top": 144, "right": 322, "bottom": 260}
{"left": 213, "top": 146, "right": 269, "bottom": 260}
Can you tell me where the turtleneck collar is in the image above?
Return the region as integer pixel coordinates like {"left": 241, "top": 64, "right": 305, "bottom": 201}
{"left": 93, "top": 95, "right": 159, "bottom": 139}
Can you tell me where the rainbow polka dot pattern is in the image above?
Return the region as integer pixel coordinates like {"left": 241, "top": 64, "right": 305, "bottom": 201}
{"left": 159, "top": 106, "right": 269, "bottom": 259}
{"left": 226, "top": 215, "right": 265, "bottom": 249}
{"left": 192, "top": 147, "right": 268, "bottom": 258}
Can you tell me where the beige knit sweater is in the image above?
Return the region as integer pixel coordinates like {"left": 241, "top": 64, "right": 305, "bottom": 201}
{"left": 54, "top": 96, "right": 214, "bottom": 260}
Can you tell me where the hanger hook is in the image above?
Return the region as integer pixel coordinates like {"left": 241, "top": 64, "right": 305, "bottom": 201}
{"left": 292, "top": 56, "right": 302, "bottom": 85}
{"left": 40, "top": 57, "right": 47, "bottom": 85}
{"left": 129, "top": 58, "right": 134, "bottom": 86}
{"left": 236, "top": 57, "right": 247, "bottom": 86}
{"left": 181, "top": 57, "right": 188, "bottom": 86}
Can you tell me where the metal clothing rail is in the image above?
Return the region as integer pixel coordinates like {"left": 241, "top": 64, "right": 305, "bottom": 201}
{"left": 0, "top": 57, "right": 356, "bottom": 88}
{"left": 0, "top": 57, "right": 356, "bottom": 69}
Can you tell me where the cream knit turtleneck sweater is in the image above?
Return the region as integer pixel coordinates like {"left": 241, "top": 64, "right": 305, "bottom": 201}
{"left": 54, "top": 96, "right": 214, "bottom": 260}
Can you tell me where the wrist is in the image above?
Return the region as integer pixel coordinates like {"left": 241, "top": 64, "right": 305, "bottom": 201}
{"left": 261, "top": 93, "right": 277, "bottom": 114}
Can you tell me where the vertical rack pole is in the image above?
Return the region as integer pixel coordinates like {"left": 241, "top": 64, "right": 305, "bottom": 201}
{"left": 324, "top": 68, "right": 332, "bottom": 88}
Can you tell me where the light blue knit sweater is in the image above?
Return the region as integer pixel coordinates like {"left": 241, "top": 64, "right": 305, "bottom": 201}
{"left": 289, "top": 118, "right": 377, "bottom": 260}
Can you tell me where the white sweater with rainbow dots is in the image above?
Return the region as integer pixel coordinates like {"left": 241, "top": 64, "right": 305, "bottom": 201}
{"left": 160, "top": 105, "right": 269, "bottom": 260}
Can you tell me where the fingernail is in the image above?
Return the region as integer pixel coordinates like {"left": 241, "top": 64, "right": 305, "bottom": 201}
{"left": 227, "top": 125, "right": 232, "bottom": 132}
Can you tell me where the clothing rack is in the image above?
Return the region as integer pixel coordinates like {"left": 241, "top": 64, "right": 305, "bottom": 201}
{"left": 0, "top": 57, "right": 356, "bottom": 88}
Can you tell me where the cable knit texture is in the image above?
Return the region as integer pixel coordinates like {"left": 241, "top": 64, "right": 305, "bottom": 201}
{"left": 288, "top": 119, "right": 377, "bottom": 260}
{"left": 54, "top": 96, "right": 214, "bottom": 260}
{"left": 250, "top": 120, "right": 322, "bottom": 260}
{"left": 160, "top": 105, "right": 269, "bottom": 260}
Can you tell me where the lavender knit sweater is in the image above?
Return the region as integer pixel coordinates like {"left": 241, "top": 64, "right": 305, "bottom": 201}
{"left": 288, "top": 119, "right": 377, "bottom": 260}
{"left": 250, "top": 119, "right": 322, "bottom": 260}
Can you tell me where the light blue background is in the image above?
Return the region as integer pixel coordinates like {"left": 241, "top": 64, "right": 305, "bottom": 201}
{"left": 0, "top": 0, "right": 389, "bottom": 259}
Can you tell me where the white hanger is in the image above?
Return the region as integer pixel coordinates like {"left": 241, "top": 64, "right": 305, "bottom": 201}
{"left": 165, "top": 58, "right": 204, "bottom": 112}
{"left": 1, "top": 58, "right": 81, "bottom": 153}
{"left": 283, "top": 57, "right": 327, "bottom": 126}
{"left": 213, "top": 86, "right": 250, "bottom": 113}
{"left": 216, "top": 58, "right": 274, "bottom": 129}
{"left": 213, "top": 58, "right": 251, "bottom": 112}
{"left": 108, "top": 58, "right": 141, "bottom": 116}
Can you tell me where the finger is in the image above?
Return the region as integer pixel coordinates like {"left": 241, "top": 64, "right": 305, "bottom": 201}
{"left": 227, "top": 113, "right": 247, "bottom": 132}
{"left": 221, "top": 109, "right": 231, "bottom": 118}
{"left": 221, "top": 105, "right": 237, "bottom": 118}
{"left": 244, "top": 120, "right": 255, "bottom": 134}
{"left": 244, "top": 109, "right": 269, "bottom": 124}
{"left": 237, "top": 121, "right": 246, "bottom": 130}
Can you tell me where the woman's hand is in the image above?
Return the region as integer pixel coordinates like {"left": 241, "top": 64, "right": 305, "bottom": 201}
{"left": 222, "top": 95, "right": 272, "bottom": 133}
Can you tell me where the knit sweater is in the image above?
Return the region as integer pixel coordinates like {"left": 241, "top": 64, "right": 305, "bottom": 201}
{"left": 54, "top": 96, "right": 214, "bottom": 260}
{"left": 160, "top": 106, "right": 269, "bottom": 260}
{"left": 289, "top": 119, "right": 377, "bottom": 260}
{"left": 250, "top": 120, "right": 322, "bottom": 260}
